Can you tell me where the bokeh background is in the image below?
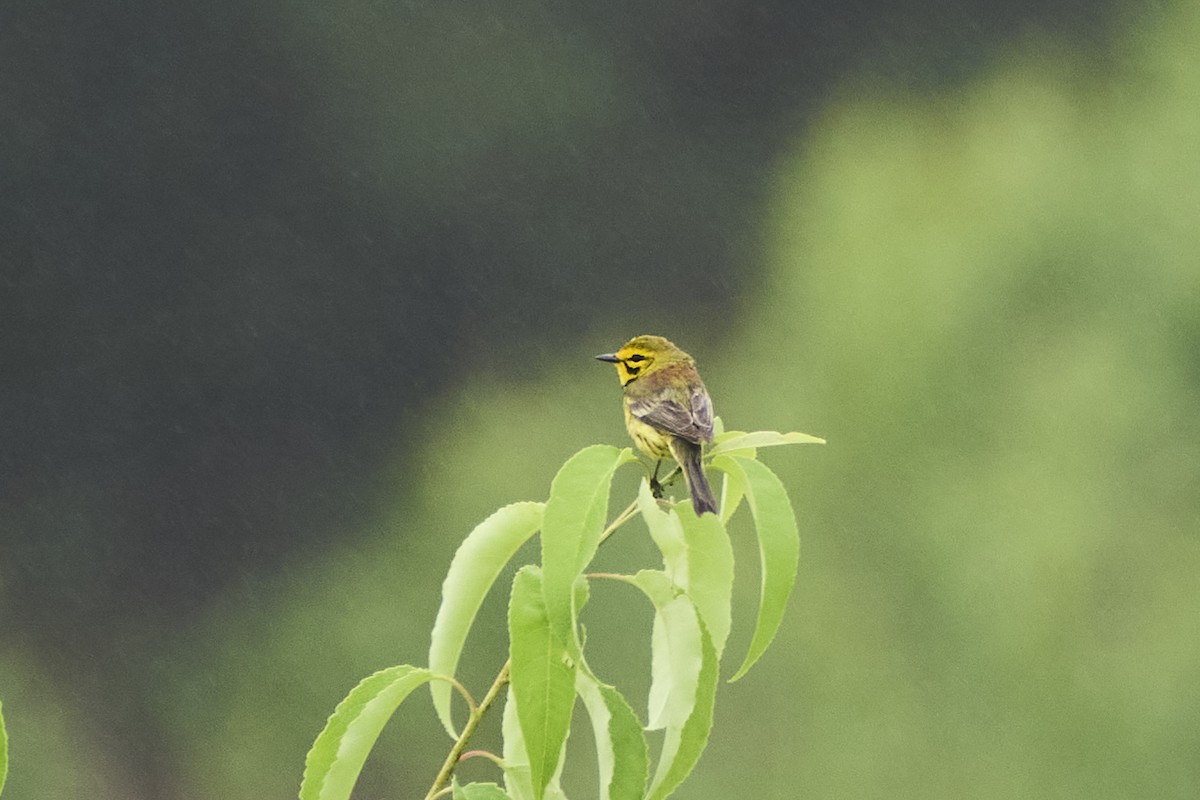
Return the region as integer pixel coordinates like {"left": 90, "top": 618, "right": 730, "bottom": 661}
{"left": 3, "top": 0, "right": 1198, "bottom": 797}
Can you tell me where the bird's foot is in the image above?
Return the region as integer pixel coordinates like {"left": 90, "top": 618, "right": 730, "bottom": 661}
{"left": 649, "top": 477, "right": 665, "bottom": 499}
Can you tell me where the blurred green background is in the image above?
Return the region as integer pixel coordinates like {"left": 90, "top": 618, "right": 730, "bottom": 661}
{"left": 3, "top": 0, "right": 1198, "bottom": 797}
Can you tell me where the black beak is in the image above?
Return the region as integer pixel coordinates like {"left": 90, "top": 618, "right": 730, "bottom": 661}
{"left": 594, "top": 353, "right": 620, "bottom": 363}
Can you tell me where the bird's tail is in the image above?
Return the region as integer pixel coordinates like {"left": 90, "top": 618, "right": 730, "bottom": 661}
{"left": 669, "top": 438, "right": 718, "bottom": 516}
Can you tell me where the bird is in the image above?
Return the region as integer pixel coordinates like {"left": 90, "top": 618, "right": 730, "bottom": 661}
{"left": 595, "top": 335, "right": 717, "bottom": 516}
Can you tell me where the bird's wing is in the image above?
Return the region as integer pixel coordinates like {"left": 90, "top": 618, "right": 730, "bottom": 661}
{"left": 689, "top": 384, "right": 714, "bottom": 440}
{"left": 629, "top": 384, "right": 714, "bottom": 444}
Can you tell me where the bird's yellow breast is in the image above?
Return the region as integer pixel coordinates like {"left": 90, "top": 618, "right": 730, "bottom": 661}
{"left": 622, "top": 402, "right": 674, "bottom": 459}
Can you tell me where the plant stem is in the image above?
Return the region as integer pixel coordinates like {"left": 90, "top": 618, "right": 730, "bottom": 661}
{"left": 598, "top": 499, "right": 638, "bottom": 545}
{"left": 424, "top": 660, "right": 512, "bottom": 800}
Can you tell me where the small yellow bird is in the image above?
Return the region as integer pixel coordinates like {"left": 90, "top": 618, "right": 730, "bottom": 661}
{"left": 595, "top": 335, "right": 717, "bottom": 516}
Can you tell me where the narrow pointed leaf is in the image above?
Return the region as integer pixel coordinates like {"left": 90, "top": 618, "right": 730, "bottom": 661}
{"left": 718, "top": 463, "right": 746, "bottom": 523}
{"left": 501, "top": 688, "right": 534, "bottom": 800}
{"left": 711, "top": 456, "right": 801, "bottom": 681}
{"left": 509, "top": 567, "right": 576, "bottom": 800}
{"left": 647, "top": 594, "right": 703, "bottom": 730}
{"left": 637, "top": 480, "right": 686, "bottom": 582}
{"left": 576, "top": 671, "right": 649, "bottom": 800}
{"left": 300, "top": 665, "right": 433, "bottom": 800}
{"left": 640, "top": 482, "right": 734, "bottom": 660}
{"left": 541, "top": 445, "right": 632, "bottom": 648}
{"left": 676, "top": 508, "right": 734, "bottom": 659}
{"left": 646, "top": 621, "right": 719, "bottom": 800}
{"left": 430, "top": 502, "right": 545, "bottom": 736}
{"left": 708, "top": 430, "right": 825, "bottom": 458}
{"left": 622, "top": 570, "right": 702, "bottom": 731}
{"left": 502, "top": 684, "right": 572, "bottom": 800}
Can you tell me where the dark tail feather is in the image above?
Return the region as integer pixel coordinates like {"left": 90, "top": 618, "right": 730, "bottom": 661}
{"left": 670, "top": 438, "right": 718, "bottom": 516}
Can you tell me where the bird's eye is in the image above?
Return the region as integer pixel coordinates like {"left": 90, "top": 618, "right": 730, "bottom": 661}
{"left": 627, "top": 354, "right": 647, "bottom": 363}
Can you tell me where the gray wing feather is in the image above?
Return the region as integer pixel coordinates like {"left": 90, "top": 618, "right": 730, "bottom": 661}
{"left": 690, "top": 385, "right": 713, "bottom": 438}
{"left": 630, "top": 384, "right": 714, "bottom": 444}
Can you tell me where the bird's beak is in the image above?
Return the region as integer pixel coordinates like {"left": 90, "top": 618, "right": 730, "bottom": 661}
{"left": 594, "top": 353, "right": 620, "bottom": 363}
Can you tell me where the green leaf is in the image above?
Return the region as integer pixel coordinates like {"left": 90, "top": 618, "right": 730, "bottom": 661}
{"left": 576, "top": 671, "right": 649, "bottom": 800}
{"left": 637, "top": 480, "right": 687, "bottom": 581}
{"left": 501, "top": 688, "right": 534, "bottom": 800}
{"left": 647, "top": 594, "right": 703, "bottom": 731}
{"left": 300, "top": 665, "right": 433, "bottom": 800}
{"left": 430, "top": 502, "right": 545, "bottom": 736}
{"left": 508, "top": 567, "right": 577, "bottom": 800}
{"left": 621, "top": 570, "right": 702, "bottom": 731}
{"left": 622, "top": 568, "right": 677, "bottom": 605}
{"left": 708, "top": 429, "right": 826, "bottom": 458}
{"left": 502, "top": 685, "right": 570, "bottom": 800}
{"left": 541, "top": 445, "right": 633, "bottom": 649}
{"left": 638, "top": 482, "right": 734, "bottom": 660}
{"left": 711, "top": 456, "right": 801, "bottom": 681}
{"left": 0, "top": 696, "right": 7, "bottom": 798}
{"left": 646, "top": 621, "right": 719, "bottom": 800}
{"left": 676, "top": 508, "right": 734, "bottom": 660}
{"left": 453, "top": 780, "right": 513, "bottom": 799}
{"left": 717, "top": 463, "right": 746, "bottom": 523}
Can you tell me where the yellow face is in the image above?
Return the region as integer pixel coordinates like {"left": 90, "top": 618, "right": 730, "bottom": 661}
{"left": 595, "top": 335, "right": 682, "bottom": 385}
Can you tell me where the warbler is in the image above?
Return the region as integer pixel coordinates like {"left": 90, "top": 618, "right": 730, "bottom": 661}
{"left": 595, "top": 335, "right": 717, "bottom": 516}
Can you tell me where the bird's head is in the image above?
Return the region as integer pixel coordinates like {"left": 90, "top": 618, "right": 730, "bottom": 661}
{"left": 595, "top": 335, "right": 690, "bottom": 386}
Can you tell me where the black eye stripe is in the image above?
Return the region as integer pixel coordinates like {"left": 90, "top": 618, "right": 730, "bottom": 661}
{"left": 627, "top": 354, "right": 647, "bottom": 363}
